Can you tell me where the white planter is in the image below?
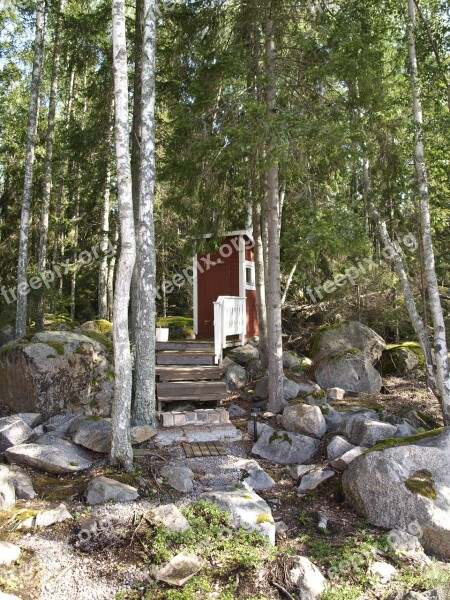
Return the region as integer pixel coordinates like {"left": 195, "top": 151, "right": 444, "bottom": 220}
{"left": 156, "top": 327, "right": 169, "bottom": 342}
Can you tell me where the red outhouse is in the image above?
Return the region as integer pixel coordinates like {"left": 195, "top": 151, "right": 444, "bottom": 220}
{"left": 193, "top": 230, "right": 259, "bottom": 345}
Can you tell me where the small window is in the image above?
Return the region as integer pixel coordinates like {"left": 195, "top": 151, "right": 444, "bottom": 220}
{"left": 245, "top": 262, "right": 256, "bottom": 289}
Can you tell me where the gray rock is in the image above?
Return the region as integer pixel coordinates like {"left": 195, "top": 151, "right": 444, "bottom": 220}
{"left": 386, "top": 529, "right": 430, "bottom": 564}
{"left": 297, "top": 381, "right": 323, "bottom": 397}
{"left": 148, "top": 504, "right": 191, "bottom": 532}
{"left": 86, "top": 476, "right": 139, "bottom": 505}
{"left": 381, "top": 346, "right": 420, "bottom": 375}
{"left": 152, "top": 552, "right": 204, "bottom": 586}
{"left": 395, "top": 421, "right": 419, "bottom": 438}
{"left": 0, "top": 331, "right": 113, "bottom": 417}
{"left": 247, "top": 420, "right": 272, "bottom": 440}
{"left": 342, "top": 427, "right": 450, "bottom": 559}
{"left": 298, "top": 469, "right": 335, "bottom": 492}
{"left": 368, "top": 561, "right": 397, "bottom": 583}
{"left": 228, "top": 404, "right": 247, "bottom": 418}
{"left": 8, "top": 466, "right": 36, "bottom": 499}
{"left": 313, "top": 321, "right": 386, "bottom": 363}
{"left": 69, "top": 417, "right": 112, "bottom": 453}
{"left": 326, "top": 387, "right": 345, "bottom": 401}
{"left": 252, "top": 425, "right": 319, "bottom": 465}
{"left": 283, "top": 351, "right": 309, "bottom": 370}
{"left": 161, "top": 465, "right": 194, "bottom": 493}
{"left": 315, "top": 351, "right": 383, "bottom": 394}
{"left": 17, "top": 413, "right": 42, "bottom": 428}
{"left": 330, "top": 447, "right": 365, "bottom": 471}
{"left": 0, "top": 416, "right": 33, "bottom": 452}
{"left": 35, "top": 503, "right": 73, "bottom": 527}
{"left": 288, "top": 464, "right": 316, "bottom": 480}
{"left": 287, "top": 556, "right": 327, "bottom": 600}
{"left": 323, "top": 405, "right": 345, "bottom": 432}
{"left": 6, "top": 438, "right": 92, "bottom": 474}
{"left": 202, "top": 484, "right": 276, "bottom": 545}
{"left": 254, "top": 375, "right": 300, "bottom": 402}
{"left": 131, "top": 424, "right": 157, "bottom": 444}
{"left": 338, "top": 416, "right": 397, "bottom": 447}
{"left": 43, "top": 413, "right": 83, "bottom": 437}
{"left": 227, "top": 344, "right": 259, "bottom": 365}
{"left": 0, "top": 465, "right": 15, "bottom": 510}
{"left": 246, "top": 358, "right": 265, "bottom": 379}
{"left": 0, "top": 541, "right": 21, "bottom": 565}
{"left": 244, "top": 468, "right": 276, "bottom": 491}
{"left": 281, "top": 404, "right": 326, "bottom": 439}
{"left": 221, "top": 357, "right": 247, "bottom": 391}
{"left": 0, "top": 325, "right": 14, "bottom": 348}
{"left": 327, "top": 436, "right": 355, "bottom": 461}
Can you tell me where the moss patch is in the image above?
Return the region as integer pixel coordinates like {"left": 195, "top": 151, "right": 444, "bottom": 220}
{"left": 405, "top": 470, "right": 437, "bottom": 500}
{"left": 42, "top": 341, "right": 66, "bottom": 356}
{"left": 269, "top": 431, "right": 292, "bottom": 445}
{"left": 34, "top": 474, "right": 87, "bottom": 502}
{"left": 256, "top": 513, "right": 274, "bottom": 525}
{"left": 83, "top": 330, "right": 113, "bottom": 352}
{"left": 364, "top": 428, "right": 445, "bottom": 454}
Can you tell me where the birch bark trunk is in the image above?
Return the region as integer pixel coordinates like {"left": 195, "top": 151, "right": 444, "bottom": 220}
{"left": 110, "top": 0, "right": 136, "bottom": 468}
{"left": 407, "top": 0, "right": 450, "bottom": 424}
{"left": 15, "top": 0, "right": 45, "bottom": 338}
{"left": 133, "top": 0, "right": 157, "bottom": 425}
{"left": 265, "top": 2, "right": 284, "bottom": 413}
{"left": 98, "top": 163, "right": 111, "bottom": 320}
{"left": 36, "top": 0, "right": 63, "bottom": 330}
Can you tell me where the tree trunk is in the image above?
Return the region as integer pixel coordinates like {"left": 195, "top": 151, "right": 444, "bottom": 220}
{"left": 107, "top": 225, "right": 118, "bottom": 322}
{"left": 70, "top": 193, "right": 79, "bottom": 320}
{"left": 133, "top": 0, "right": 157, "bottom": 425}
{"left": 281, "top": 260, "right": 298, "bottom": 306}
{"left": 253, "top": 199, "right": 269, "bottom": 370}
{"left": 110, "top": 0, "right": 136, "bottom": 469}
{"left": 98, "top": 163, "right": 111, "bottom": 320}
{"left": 130, "top": 0, "right": 144, "bottom": 345}
{"left": 36, "top": 0, "right": 63, "bottom": 330}
{"left": 407, "top": 0, "right": 450, "bottom": 424}
{"left": 265, "top": 2, "right": 284, "bottom": 414}
{"left": 15, "top": 0, "right": 45, "bottom": 339}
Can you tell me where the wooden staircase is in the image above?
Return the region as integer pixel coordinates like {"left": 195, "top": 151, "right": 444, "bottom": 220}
{"left": 156, "top": 341, "right": 228, "bottom": 412}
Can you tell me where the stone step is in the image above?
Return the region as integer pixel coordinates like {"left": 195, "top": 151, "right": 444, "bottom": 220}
{"left": 160, "top": 407, "right": 230, "bottom": 427}
{"left": 156, "top": 351, "right": 215, "bottom": 366}
{"left": 156, "top": 366, "right": 223, "bottom": 382}
{"left": 156, "top": 341, "right": 215, "bottom": 352}
{"left": 154, "top": 422, "right": 242, "bottom": 446}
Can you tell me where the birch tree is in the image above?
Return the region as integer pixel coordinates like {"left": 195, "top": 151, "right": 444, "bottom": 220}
{"left": 265, "top": 1, "right": 284, "bottom": 413}
{"left": 110, "top": 0, "right": 136, "bottom": 469}
{"left": 98, "top": 163, "right": 111, "bottom": 320}
{"left": 407, "top": 0, "right": 450, "bottom": 423}
{"left": 15, "top": 0, "right": 45, "bottom": 338}
{"left": 133, "top": 0, "right": 157, "bottom": 425}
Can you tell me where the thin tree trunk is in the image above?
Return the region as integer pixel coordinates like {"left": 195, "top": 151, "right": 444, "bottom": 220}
{"left": 281, "top": 260, "right": 297, "bottom": 306}
{"left": 253, "top": 198, "right": 269, "bottom": 369}
{"left": 36, "top": 0, "right": 63, "bottom": 330}
{"left": 70, "top": 193, "right": 79, "bottom": 320}
{"left": 407, "top": 0, "right": 450, "bottom": 423}
{"left": 133, "top": 0, "right": 157, "bottom": 425}
{"left": 265, "top": 2, "right": 284, "bottom": 413}
{"left": 107, "top": 225, "right": 118, "bottom": 322}
{"left": 98, "top": 163, "right": 111, "bottom": 320}
{"left": 15, "top": 0, "right": 45, "bottom": 338}
{"left": 110, "top": 0, "right": 137, "bottom": 469}
{"left": 130, "top": 0, "right": 144, "bottom": 345}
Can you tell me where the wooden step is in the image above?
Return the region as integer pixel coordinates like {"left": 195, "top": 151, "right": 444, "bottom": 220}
{"left": 157, "top": 381, "right": 227, "bottom": 397}
{"left": 156, "top": 351, "right": 215, "bottom": 366}
{"left": 157, "top": 393, "right": 225, "bottom": 404}
{"left": 156, "top": 341, "right": 214, "bottom": 352}
{"left": 156, "top": 366, "right": 223, "bottom": 382}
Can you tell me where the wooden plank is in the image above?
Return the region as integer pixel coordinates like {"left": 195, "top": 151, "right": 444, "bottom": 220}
{"left": 183, "top": 443, "right": 195, "bottom": 458}
{"left": 156, "top": 366, "right": 222, "bottom": 382}
{"left": 157, "top": 352, "right": 215, "bottom": 366}
{"left": 206, "top": 441, "right": 219, "bottom": 456}
{"left": 191, "top": 443, "right": 203, "bottom": 458}
{"left": 157, "top": 393, "right": 225, "bottom": 404}
{"left": 157, "top": 382, "right": 227, "bottom": 396}
{"left": 198, "top": 442, "right": 210, "bottom": 457}
{"left": 213, "top": 441, "right": 227, "bottom": 456}
{"left": 156, "top": 341, "right": 214, "bottom": 352}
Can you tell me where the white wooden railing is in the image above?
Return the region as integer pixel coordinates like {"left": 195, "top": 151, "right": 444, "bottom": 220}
{"left": 214, "top": 296, "right": 246, "bottom": 364}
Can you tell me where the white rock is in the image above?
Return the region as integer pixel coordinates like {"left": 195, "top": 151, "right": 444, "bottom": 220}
{"left": 160, "top": 465, "right": 194, "bottom": 493}
{"left": 326, "top": 388, "right": 345, "bottom": 401}
{"left": 86, "top": 476, "right": 139, "bottom": 505}
{"left": 287, "top": 556, "right": 327, "bottom": 599}
{"left": 368, "top": 561, "right": 397, "bottom": 584}
{"left": 131, "top": 424, "right": 157, "bottom": 444}
{"left": 298, "top": 469, "right": 335, "bottom": 492}
{"left": 288, "top": 464, "right": 316, "bottom": 480}
{"left": 149, "top": 504, "right": 191, "bottom": 532}
{"left": 330, "top": 447, "right": 365, "bottom": 471}
{"left": 327, "top": 435, "right": 355, "bottom": 461}
{"left": 0, "top": 541, "right": 21, "bottom": 565}
{"left": 152, "top": 552, "right": 204, "bottom": 586}
{"left": 0, "top": 465, "right": 15, "bottom": 510}
{"left": 0, "top": 416, "right": 33, "bottom": 452}
{"left": 281, "top": 404, "right": 327, "bottom": 439}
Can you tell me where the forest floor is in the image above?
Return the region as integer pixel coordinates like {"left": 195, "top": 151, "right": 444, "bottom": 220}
{"left": 1, "top": 376, "right": 449, "bottom": 600}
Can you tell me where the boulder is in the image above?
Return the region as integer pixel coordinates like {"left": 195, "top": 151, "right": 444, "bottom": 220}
{"left": 86, "top": 476, "right": 139, "bottom": 505}
{"left": 243, "top": 467, "right": 275, "bottom": 491}
{"left": 0, "top": 331, "right": 113, "bottom": 418}
{"left": 252, "top": 425, "right": 319, "bottom": 465}
{"left": 228, "top": 404, "right": 247, "bottom": 418}
{"left": 148, "top": 504, "right": 191, "bottom": 532}
{"left": 0, "top": 465, "right": 15, "bottom": 510}
{"left": 18, "top": 503, "right": 73, "bottom": 529}
{"left": 221, "top": 357, "right": 247, "bottom": 391}
{"left": 286, "top": 556, "right": 327, "bottom": 600}
{"left": 283, "top": 351, "right": 310, "bottom": 370}
{"left": 330, "top": 446, "right": 365, "bottom": 471}
{"left": 254, "top": 376, "right": 300, "bottom": 402}
{"left": 152, "top": 552, "right": 204, "bottom": 586}
{"left": 0, "top": 416, "right": 33, "bottom": 452}
{"left": 338, "top": 416, "right": 398, "bottom": 447}
{"left": 69, "top": 417, "right": 112, "bottom": 453}
{"left": 0, "top": 541, "right": 21, "bottom": 565}
{"left": 381, "top": 346, "right": 420, "bottom": 375}
{"left": 312, "top": 321, "right": 386, "bottom": 363}
{"left": 281, "top": 405, "right": 326, "bottom": 439}
{"left": 202, "top": 484, "right": 276, "bottom": 545}
{"left": 386, "top": 529, "right": 430, "bottom": 564}
{"left": 327, "top": 436, "right": 355, "bottom": 461}
{"left": 131, "top": 424, "right": 157, "bottom": 444}
{"left": 288, "top": 464, "right": 316, "bottom": 480}
{"left": 298, "top": 469, "right": 335, "bottom": 492}
{"left": 8, "top": 466, "right": 36, "bottom": 499}
{"left": 315, "top": 350, "right": 383, "bottom": 394}
{"left": 342, "top": 428, "right": 450, "bottom": 559}
{"left": 160, "top": 465, "right": 194, "bottom": 493}
{"left": 227, "top": 344, "right": 259, "bottom": 365}
{"left": 42, "top": 413, "right": 83, "bottom": 437}
{"left": 17, "top": 413, "right": 42, "bottom": 428}
{"left": 5, "top": 437, "right": 92, "bottom": 474}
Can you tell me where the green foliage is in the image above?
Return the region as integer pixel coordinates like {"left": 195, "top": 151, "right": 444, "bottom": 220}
{"left": 156, "top": 317, "right": 194, "bottom": 340}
